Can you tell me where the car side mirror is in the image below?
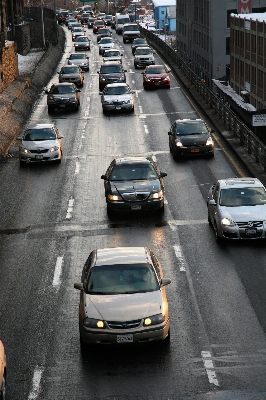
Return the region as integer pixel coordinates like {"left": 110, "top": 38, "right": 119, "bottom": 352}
{"left": 160, "top": 172, "right": 167, "bottom": 178}
{"left": 161, "top": 278, "right": 171, "bottom": 287}
{"left": 101, "top": 174, "right": 108, "bottom": 180}
{"left": 74, "top": 283, "right": 84, "bottom": 291}
{"left": 208, "top": 199, "right": 216, "bottom": 206}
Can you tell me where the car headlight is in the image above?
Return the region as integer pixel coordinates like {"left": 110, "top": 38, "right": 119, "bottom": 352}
{"left": 175, "top": 139, "right": 183, "bottom": 147}
{"left": 144, "top": 313, "right": 164, "bottom": 326}
{"left": 20, "top": 147, "right": 30, "bottom": 154}
{"left": 206, "top": 136, "right": 214, "bottom": 146}
{"left": 150, "top": 190, "right": 163, "bottom": 199}
{"left": 83, "top": 318, "right": 106, "bottom": 329}
{"left": 108, "top": 194, "right": 122, "bottom": 201}
{"left": 221, "top": 218, "right": 235, "bottom": 227}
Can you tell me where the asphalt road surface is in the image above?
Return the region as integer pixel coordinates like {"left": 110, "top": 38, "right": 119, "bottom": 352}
{"left": 1, "top": 24, "right": 266, "bottom": 400}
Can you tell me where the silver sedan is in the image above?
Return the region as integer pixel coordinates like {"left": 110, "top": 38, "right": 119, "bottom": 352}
{"left": 207, "top": 177, "right": 266, "bottom": 243}
{"left": 100, "top": 83, "right": 135, "bottom": 113}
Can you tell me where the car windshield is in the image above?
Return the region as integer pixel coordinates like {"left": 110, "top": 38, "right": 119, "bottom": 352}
{"left": 135, "top": 49, "right": 152, "bottom": 55}
{"left": 76, "top": 37, "right": 89, "bottom": 42}
{"left": 101, "top": 65, "right": 122, "bottom": 73}
{"left": 110, "top": 164, "right": 157, "bottom": 180}
{"left": 23, "top": 128, "right": 56, "bottom": 141}
{"left": 105, "top": 51, "right": 120, "bottom": 57}
{"left": 104, "top": 86, "right": 130, "bottom": 95}
{"left": 61, "top": 67, "right": 79, "bottom": 74}
{"left": 69, "top": 54, "right": 86, "bottom": 60}
{"left": 146, "top": 67, "right": 165, "bottom": 74}
{"left": 219, "top": 187, "right": 266, "bottom": 206}
{"left": 50, "top": 85, "right": 75, "bottom": 94}
{"left": 175, "top": 122, "right": 209, "bottom": 135}
{"left": 87, "top": 263, "right": 159, "bottom": 294}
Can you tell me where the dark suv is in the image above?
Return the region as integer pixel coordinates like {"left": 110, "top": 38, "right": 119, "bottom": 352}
{"left": 97, "top": 61, "right": 127, "bottom": 90}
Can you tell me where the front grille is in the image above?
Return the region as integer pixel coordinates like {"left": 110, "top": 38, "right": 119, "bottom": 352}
{"left": 30, "top": 149, "right": 49, "bottom": 154}
{"left": 122, "top": 192, "right": 150, "bottom": 201}
{"left": 107, "top": 319, "right": 141, "bottom": 329}
{"left": 237, "top": 221, "right": 263, "bottom": 228}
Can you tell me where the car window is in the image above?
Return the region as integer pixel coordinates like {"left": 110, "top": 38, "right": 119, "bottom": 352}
{"left": 50, "top": 85, "right": 75, "bottom": 94}
{"left": 146, "top": 67, "right": 165, "bottom": 74}
{"left": 61, "top": 67, "right": 80, "bottom": 74}
{"left": 104, "top": 86, "right": 130, "bottom": 95}
{"left": 110, "top": 164, "right": 157, "bottom": 180}
{"left": 101, "top": 65, "right": 123, "bottom": 73}
{"left": 23, "top": 128, "right": 56, "bottom": 141}
{"left": 219, "top": 187, "right": 266, "bottom": 206}
{"left": 175, "top": 122, "right": 209, "bottom": 135}
{"left": 86, "top": 263, "right": 159, "bottom": 294}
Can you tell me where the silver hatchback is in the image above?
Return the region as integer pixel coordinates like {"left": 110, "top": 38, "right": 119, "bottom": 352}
{"left": 207, "top": 177, "right": 266, "bottom": 243}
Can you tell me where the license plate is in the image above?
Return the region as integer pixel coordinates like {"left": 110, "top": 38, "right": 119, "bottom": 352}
{"left": 131, "top": 205, "right": 141, "bottom": 210}
{"left": 245, "top": 228, "right": 257, "bottom": 236}
{"left": 117, "top": 334, "right": 133, "bottom": 343}
{"left": 191, "top": 148, "right": 199, "bottom": 153}
{"left": 35, "top": 155, "right": 43, "bottom": 160}
{"left": 116, "top": 106, "right": 121, "bottom": 110}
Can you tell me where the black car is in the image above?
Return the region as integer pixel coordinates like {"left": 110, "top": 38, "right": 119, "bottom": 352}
{"left": 96, "top": 28, "right": 112, "bottom": 42}
{"left": 101, "top": 157, "right": 167, "bottom": 216}
{"left": 131, "top": 38, "right": 148, "bottom": 54}
{"left": 97, "top": 61, "right": 127, "bottom": 90}
{"left": 44, "top": 83, "right": 81, "bottom": 113}
{"left": 168, "top": 119, "right": 215, "bottom": 159}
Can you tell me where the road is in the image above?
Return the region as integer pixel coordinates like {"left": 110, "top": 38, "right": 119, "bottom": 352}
{"left": 0, "top": 24, "right": 266, "bottom": 400}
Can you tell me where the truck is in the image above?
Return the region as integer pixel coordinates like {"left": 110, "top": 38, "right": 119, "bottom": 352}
{"left": 115, "top": 13, "right": 130, "bottom": 34}
{"left": 122, "top": 23, "right": 140, "bottom": 42}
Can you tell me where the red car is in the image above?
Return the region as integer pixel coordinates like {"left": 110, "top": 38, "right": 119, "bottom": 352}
{"left": 93, "top": 20, "right": 106, "bottom": 33}
{"left": 141, "top": 64, "right": 171, "bottom": 89}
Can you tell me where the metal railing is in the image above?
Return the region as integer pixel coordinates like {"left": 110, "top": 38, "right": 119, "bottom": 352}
{"left": 140, "top": 27, "right": 266, "bottom": 172}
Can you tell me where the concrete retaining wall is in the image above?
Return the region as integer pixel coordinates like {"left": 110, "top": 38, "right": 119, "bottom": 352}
{"left": 0, "top": 24, "right": 65, "bottom": 159}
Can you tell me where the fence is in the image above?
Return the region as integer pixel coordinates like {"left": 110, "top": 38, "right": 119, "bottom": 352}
{"left": 140, "top": 27, "right": 266, "bottom": 172}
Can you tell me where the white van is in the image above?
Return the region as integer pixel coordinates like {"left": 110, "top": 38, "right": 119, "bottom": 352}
{"left": 115, "top": 13, "right": 130, "bottom": 34}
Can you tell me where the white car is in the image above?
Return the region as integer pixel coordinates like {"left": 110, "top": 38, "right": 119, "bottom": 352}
{"left": 19, "top": 123, "right": 64, "bottom": 165}
{"left": 100, "top": 83, "right": 135, "bottom": 113}
{"left": 134, "top": 46, "right": 155, "bottom": 68}
{"left": 207, "top": 177, "right": 266, "bottom": 243}
{"left": 98, "top": 37, "right": 115, "bottom": 55}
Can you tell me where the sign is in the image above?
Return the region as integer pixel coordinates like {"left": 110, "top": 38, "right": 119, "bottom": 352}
{"left": 238, "top": 0, "right": 251, "bottom": 13}
{"left": 252, "top": 114, "right": 266, "bottom": 127}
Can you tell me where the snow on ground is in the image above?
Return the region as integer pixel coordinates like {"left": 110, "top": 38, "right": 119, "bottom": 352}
{"left": 18, "top": 49, "right": 45, "bottom": 76}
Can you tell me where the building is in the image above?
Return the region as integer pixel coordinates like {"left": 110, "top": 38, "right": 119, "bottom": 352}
{"left": 152, "top": 0, "right": 176, "bottom": 32}
{"left": 176, "top": 0, "right": 266, "bottom": 88}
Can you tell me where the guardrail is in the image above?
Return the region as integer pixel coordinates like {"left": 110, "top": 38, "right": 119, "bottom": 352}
{"left": 140, "top": 27, "right": 266, "bottom": 172}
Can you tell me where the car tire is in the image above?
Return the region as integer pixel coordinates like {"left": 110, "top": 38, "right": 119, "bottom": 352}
{"left": 214, "top": 222, "right": 223, "bottom": 245}
{"left": 0, "top": 372, "right": 6, "bottom": 400}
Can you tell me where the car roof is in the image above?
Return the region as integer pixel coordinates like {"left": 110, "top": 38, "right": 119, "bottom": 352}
{"left": 95, "top": 247, "right": 150, "bottom": 266}
{"left": 218, "top": 178, "right": 264, "bottom": 189}
{"left": 114, "top": 156, "right": 152, "bottom": 165}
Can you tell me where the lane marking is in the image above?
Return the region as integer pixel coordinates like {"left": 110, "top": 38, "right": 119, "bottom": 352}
{"left": 75, "top": 161, "right": 80, "bottom": 175}
{"left": 201, "top": 351, "right": 219, "bottom": 386}
{"left": 52, "top": 256, "right": 64, "bottom": 287}
{"left": 173, "top": 244, "right": 186, "bottom": 271}
{"left": 28, "top": 366, "right": 44, "bottom": 400}
{"left": 66, "top": 198, "right": 74, "bottom": 219}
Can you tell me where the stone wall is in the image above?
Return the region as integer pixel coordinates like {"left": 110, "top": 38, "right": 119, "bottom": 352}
{"left": 0, "top": 42, "right": 19, "bottom": 93}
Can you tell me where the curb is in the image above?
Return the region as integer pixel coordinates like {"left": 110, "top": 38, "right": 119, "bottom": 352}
{"left": 0, "top": 25, "right": 65, "bottom": 161}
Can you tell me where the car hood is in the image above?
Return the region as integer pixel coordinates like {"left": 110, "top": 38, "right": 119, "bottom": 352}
{"left": 21, "top": 139, "right": 58, "bottom": 149}
{"left": 177, "top": 133, "right": 208, "bottom": 145}
{"left": 85, "top": 290, "right": 162, "bottom": 321}
{"left": 102, "top": 94, "right": 132, "bottom": 102}
{"left": 220, "top": 205, "right": 266, "bottom": 221}
{"left": 111, "top": 179, "right": 160, "bottom": 195}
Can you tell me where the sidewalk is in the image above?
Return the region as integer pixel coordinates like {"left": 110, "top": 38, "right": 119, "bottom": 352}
{"left": 0, "top": 25, "right": 65, "bottom": 160}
